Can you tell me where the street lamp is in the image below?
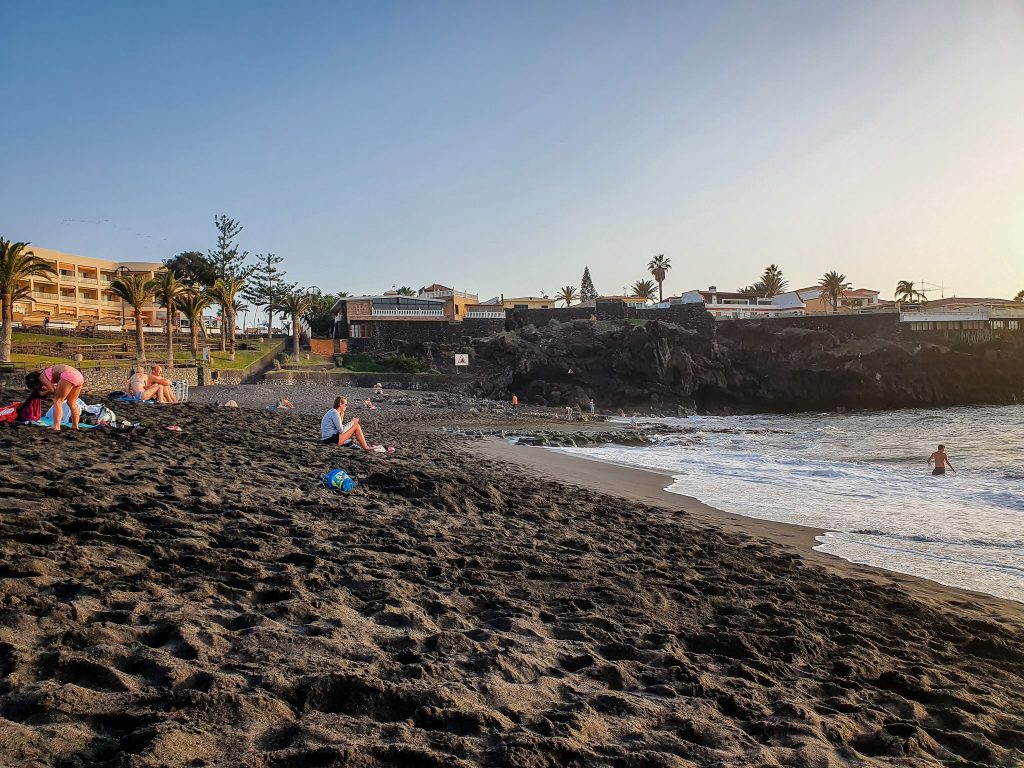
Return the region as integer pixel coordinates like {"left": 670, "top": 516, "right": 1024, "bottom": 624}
{"left": 113, "top": 266, "right": 130, "bottom": 331}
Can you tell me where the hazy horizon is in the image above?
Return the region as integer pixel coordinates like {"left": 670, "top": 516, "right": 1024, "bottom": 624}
{"left": 2, "top": 0, "right": 1021, "bottom": 301}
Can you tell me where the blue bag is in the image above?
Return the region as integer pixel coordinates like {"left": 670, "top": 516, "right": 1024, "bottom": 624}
{"left": 321, "top": 468, "right": 355, "bottom": 494}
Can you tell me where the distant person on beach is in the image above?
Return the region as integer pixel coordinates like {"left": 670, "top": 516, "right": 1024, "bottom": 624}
{"left": 589, "top": 398, "right": 595, "bottom": 415}
{"left": 321, "top": 396, "right": 377, "bottom": 451}
{"left": 564, "top": 405, "right": 573, "bottom": 422}
{"left": 511, "top": 393, "right": 518, "bottom": 415}
{"left": 363, "top": 397, "right": 377, "bottom": 410}
{"left": 928, "top": 444, "right": 956, "bottom": 475}
{"left": 374, "top": 382, "right": 384, "bottom": 396}
{"left": 270, "top": 398, "right": 295, "bottom": 412}
{"left": 37, "top": 364, "right": 85, "bottom": 431}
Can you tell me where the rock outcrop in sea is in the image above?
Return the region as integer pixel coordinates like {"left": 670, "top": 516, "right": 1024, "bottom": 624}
{"left": 468, "top": 313, "right": 1024, "bottom": 413}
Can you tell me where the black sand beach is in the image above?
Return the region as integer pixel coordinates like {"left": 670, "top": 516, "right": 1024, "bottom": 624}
{"left": 2, "top": 385, "right": 1023, "bottom": 767}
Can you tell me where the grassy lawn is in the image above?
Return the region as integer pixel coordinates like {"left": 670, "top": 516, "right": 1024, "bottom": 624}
{"left": 12, "top": 332, "right": 104, "bottom": 345}
{"left": 173, "top": 340, "right": 280, "bottom": 370}
{"left": 10, "top": 340, "right": 281, "bottom": 372}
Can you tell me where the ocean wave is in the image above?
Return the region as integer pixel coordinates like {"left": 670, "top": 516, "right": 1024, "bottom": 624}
{"left": 846, "top": 530, "right": 1024, "bottom": 550}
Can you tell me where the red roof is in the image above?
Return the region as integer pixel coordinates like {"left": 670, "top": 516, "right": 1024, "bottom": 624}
{"left": 420, "top": 283, "right": 451, "bottom": 292}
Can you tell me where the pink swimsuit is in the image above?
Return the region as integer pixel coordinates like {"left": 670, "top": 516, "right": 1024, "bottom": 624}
{"left": 43, "top": 366, "right": 85, "bottom": 388}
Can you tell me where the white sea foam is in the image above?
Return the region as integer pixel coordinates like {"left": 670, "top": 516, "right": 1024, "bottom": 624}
{"left": 560, "top": 405, "right": 1024, "bottom": 602}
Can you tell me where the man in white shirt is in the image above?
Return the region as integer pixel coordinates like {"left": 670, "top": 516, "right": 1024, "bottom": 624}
{"left": 320, "top": 396, "right": 374, "bottom": 450}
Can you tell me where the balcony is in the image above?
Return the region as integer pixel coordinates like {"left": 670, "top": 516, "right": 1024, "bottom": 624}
{"left": 80, "top": 297, "right": 98, "bottom": 304}
{"left": 419, "top": 289, "right": 478, "bottom": 300}
{"left": 58, "top": 271, "right": 76, "bottom": 281}
{"left": 33, "top": 291, "right": 59, "bottom": 299}
{"left": 78, "top": 275, "right": 98, "bottom": 284}
{"left": 371, "top": 308, "right": 445, "bottom": 318}
{"left": 465, "top": 310, "right": 505, "bottom": 319}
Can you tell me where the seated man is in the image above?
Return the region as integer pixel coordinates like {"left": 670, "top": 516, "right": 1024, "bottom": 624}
{"left": 321, "top": 396, "right": 377, "bottom": 451}
{"left": 147, "top": 365, "right": 177, "bottom": 403}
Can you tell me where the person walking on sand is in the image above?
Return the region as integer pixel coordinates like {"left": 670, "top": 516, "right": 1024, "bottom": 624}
{"left": 928, "top": 444, "right": 956, "bottom": 476}
{"left": 37, "top": 364, "right": 85, "bottom": 431}
{"left": 511, "top": 393, "right": 518, "bottom": 415}
{"left": 321, "top": 396, "right": 383, "bottom": 451}
{"left": 589, "top": 398, "right": 595, "bottom": 416}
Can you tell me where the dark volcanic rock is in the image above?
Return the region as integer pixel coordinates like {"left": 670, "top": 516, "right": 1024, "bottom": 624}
{"left": 468, "top": 314, "right": 1024, "bottom": 413}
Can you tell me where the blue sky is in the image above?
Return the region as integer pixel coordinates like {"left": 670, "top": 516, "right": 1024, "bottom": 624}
{"left": 2, "top": 0, "right": 1022, "bottom": 300}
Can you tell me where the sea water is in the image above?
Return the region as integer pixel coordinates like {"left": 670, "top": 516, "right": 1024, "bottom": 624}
{"left": 560, "top": 406, "right": 1024, "bottom": 602}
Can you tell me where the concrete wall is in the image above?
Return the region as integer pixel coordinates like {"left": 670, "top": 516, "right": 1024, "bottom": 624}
{"left": 0, "top": 365, "right": 201, "bottom": 395}
{"left": 263, "top": 369, "right": 475, "bottom": 391}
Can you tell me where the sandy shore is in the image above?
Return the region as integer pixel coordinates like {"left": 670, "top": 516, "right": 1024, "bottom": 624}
{"left": 2, "top": 384, "right": 1023, "bottom": 767}
{"left": 475, "top": 439, "right": 1024, "bottom": 628}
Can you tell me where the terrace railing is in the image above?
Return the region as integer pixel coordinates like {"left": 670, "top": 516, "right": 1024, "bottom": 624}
{"left": 465, "top": 310, "right": 506, "bottom": 319}
{"left": 370, "top": 308, "right": 445, "bottom": 317}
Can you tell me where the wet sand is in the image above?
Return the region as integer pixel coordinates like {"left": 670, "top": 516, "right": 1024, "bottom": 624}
{"left": 1, "top": 384, "right": 1023, "bottom": 767}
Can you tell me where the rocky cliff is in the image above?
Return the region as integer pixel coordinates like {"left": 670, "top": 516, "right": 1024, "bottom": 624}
{"left": 468, "top": 314, "right": 1024, "bottom": 413}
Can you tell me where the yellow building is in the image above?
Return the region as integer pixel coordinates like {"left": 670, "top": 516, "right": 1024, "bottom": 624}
{"left": 502, "top": 296, "right": 554, "bottom": 310}
{"left": 13, "top": 246, "right": 164, "bottom": 329}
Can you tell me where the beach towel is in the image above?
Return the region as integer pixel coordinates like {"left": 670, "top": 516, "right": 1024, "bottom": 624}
{"left": 0, "top": 403, "right": 21, "bottom": 423}
{"left": 115, "top": 394, "right": 156, "bottom": 404}
{"left": 172, "top": 380, "right": 189, "bottom": 402}
{"left": 44, "top": 399, "right": 89, "bottom": 427}
{"left": 33, "top": 415, "right": 98, "bottom": 429}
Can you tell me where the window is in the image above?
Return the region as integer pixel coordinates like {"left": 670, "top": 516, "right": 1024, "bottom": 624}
{"left": 1009, "top": 320, "right": 1020, "bottom": 330}
{"left": 349, "top": 323, "right": 365, "bottom": 338}
{"left": 992, "top": 320, "right": 1005, "bottom": 329}
{"left": 513, "top": 304, "right": 528, "bottom": 310}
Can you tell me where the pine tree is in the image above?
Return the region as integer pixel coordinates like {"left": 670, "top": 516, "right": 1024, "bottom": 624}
{"left": 208, "top": 215, "right": 252, "bottom": 281}
{"left": 244, "top": 253, "right": 295, "bottom": 336}
{"left": 580, "top": 266, "right": 597, "bottom": 302}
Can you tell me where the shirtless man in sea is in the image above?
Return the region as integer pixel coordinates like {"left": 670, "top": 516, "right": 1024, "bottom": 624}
{"left": 927, "top": 444, "right": 956, "bottom": 476}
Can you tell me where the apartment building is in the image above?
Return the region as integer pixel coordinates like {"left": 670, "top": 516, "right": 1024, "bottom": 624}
{"left": 13, "top": 246, "right": 165, "bottom": 329}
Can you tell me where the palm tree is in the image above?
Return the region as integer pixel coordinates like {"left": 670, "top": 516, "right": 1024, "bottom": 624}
{"left": 818, "top": 271, "right": 851, "bottom": 313}
{"left": 0, "top": 239, "right": 57, "bottom": 362}
{"left": 630, "top": 279, "right": 657, "bottom": 303}
{"left": 647, "top": 254, "right": 672, "bottom": 302}
{"left": 151, "top": 270, "right": 188, "bottom": 367}
{"left": 177, "top": 288, "right": 213, "bottom": 360}
{"left": 759, "top": 264, "right": 788, "bottom": 297}
{"left": 556, "top": 286, "right": 579, "bottom": 307}
{"left": 109, "top": 273, "right": 157, "bottom": 363}
{"left": 271, "top": 290, "right": 313, "bottom": 361}
{"left": 208, "top": 276, "right": 246, "bottom": 360}
{"left": 895, "top": 280, "right": 926, "bottom": 305}
{"left": 1014, "top": 290, "right": 1023, "bottom": 302}
{"left": 396, "top": 286, "right": 416, "bottom": 296}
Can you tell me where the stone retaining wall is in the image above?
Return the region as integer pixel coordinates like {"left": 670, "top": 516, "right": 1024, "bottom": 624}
{"left": 262, "top": 370, "right": 474, "bottom": 391}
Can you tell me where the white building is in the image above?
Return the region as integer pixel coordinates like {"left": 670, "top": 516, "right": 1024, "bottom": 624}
{"left": 675, "top": 286, "right": 806, "bottom": 319}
